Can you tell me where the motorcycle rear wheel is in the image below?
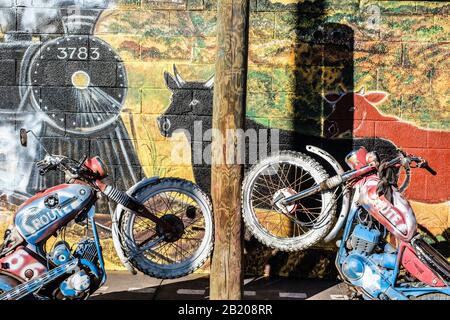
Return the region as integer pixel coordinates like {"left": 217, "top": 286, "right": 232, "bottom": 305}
{"left": 119, "top": 178, "right": 213, "bottom": 279}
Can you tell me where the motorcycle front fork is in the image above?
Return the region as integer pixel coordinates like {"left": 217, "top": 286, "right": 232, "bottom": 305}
{"left": 86, "top": 206, "right": 107, "bottom": 287}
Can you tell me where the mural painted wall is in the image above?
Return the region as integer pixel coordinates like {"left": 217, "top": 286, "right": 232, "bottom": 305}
{"left": 0, "top": 0, "right": 448, "bottom": 276}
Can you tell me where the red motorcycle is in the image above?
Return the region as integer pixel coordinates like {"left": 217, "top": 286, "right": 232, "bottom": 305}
{"left": 242, "top": 145, "right": 450, "bottom": 299}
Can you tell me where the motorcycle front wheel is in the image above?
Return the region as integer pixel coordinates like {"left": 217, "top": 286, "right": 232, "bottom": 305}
{"left": 413, "top": 293, "right": 450, "bottom": 300}
{"left": 241, "top": 151, "right": 337, "bottom": 251}
{"left": 119, "top": 178, "right": 214, "bottom": 279}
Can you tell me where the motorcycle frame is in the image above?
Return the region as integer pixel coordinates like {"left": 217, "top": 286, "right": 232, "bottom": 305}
{"left": 86, "top": 206, "right": 107, "bottom": 287}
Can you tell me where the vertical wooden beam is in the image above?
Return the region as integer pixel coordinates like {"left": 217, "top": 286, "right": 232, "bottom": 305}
{"left": 209, "top": 0, "right": 250, "bottom": 300}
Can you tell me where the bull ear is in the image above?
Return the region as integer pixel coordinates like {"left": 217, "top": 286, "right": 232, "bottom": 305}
{"left": 164, "top": 71, "right": 180, "bottom": 91}
{"left": 364, "top": 91, "right": 389, "bottom": 105}
{"left": 323, "top": 92, "right": 342, "bottom": 104}
{"left": 173, "top": 64, "right": 186, "bottom": 86}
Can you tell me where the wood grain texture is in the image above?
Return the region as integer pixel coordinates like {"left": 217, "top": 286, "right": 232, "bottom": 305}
{"left": 209, "top": 0, "right": 250, "bottom": 300}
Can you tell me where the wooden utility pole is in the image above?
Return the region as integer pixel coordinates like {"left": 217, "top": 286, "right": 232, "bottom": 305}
{"left": 209, "top": 0, "right": 250, "bottom": 300}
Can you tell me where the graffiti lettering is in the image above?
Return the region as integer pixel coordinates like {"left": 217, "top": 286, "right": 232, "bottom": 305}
{"left": 30, "top": 210, "right": 61, "bottom": 233}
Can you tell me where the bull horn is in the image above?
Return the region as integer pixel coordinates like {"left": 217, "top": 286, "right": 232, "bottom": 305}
{"left": 358, "top": 87, "right": 365, "bottom": 95}
{"left": 173, "top": 64, "right": 186, "bottom": 86}
{"left": 204, "top": 74, "right": 214, "bottom": 89}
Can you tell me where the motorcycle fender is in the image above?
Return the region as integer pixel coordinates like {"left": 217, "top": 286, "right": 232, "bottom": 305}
{"left": 305, "top": 145, "right": 350, "bottom": 242}
{"left": 111, "top": 176, "right": 160, "bottom": 274}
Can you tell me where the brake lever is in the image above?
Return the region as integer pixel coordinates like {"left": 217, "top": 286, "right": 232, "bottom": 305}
{"left": 36, "top": 159, "right": 47, "bottom": 168}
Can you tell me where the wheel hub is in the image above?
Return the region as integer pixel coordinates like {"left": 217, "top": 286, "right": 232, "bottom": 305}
{"left": 273, "top": 188, "right": 298, "bottom": 214}
{"left": 156, "top": 214, "right": 185, "bottom": 243}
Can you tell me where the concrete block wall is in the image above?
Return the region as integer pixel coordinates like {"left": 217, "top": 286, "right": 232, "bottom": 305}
{"left": 0, "top": 0, "right": 448, "bottom": 276}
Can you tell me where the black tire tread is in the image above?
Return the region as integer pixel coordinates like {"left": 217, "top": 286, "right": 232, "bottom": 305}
{"left": 119, "top": 178, "right": 214, "bottom": 279}
{"left": 413, "top": 293, "right": 450, "bottom": 300}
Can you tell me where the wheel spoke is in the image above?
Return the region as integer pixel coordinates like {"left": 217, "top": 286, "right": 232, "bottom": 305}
{"left": 128, "top": 188, "right": 208, "bottom": 267}
{"left": 248, "top": 159, "right": 328, "bottom": 239}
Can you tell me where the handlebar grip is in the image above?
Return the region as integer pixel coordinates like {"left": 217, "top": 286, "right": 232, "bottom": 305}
{"left": 424, "top": 164, "right": 437, "bottom": 176}
{"left": 36, "top": 160, "right": 47, "bottom": 168}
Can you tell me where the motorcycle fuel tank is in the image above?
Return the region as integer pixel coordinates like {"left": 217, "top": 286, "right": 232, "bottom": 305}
{"left": 358, "top": 176, "right": 417, "bottom": 242}
{"left": 14, "top": 184, "right": 95, "bottom": 244}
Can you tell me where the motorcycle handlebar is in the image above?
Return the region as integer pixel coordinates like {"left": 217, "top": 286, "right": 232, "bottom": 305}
{"left": 389, "top": 153, "right": 437, "bottom": 176}
{"left": 36, "top": 157, "right": 57, "bottom": 175}
{"left": 36, "top": 155, "right": 78, "bottom": 175}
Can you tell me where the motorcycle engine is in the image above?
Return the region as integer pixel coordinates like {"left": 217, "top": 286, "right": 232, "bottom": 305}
{"left": 48, "top": 241, "right": 72, "bottom": 266}
{"left": 341, "top": 220, "right": 400, "bottom": 299}
{"left": 58, "top": 270, "right": 91, "bottom": 300}
{"left": 49, "top": 239, "right": 100, "bottom": 300}
{"left": 348, "top": 221, "right": 397, "bottom": 270}
{"left": 349, "top": 224, "right": 380, "bottom": 255}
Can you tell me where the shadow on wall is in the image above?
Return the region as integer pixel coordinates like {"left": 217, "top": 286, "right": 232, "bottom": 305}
{"left": 251, "top": 0, "right": 356, "bottom": 278}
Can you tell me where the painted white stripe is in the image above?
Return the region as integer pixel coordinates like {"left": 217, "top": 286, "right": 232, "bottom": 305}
{"left": 279, "top": 292, "right": 307, "bottom": 299}
{"left": 177, "top": 289, "right": 206, "bottom": 295}
{"left": 244, "top": 290, "right": 256, "bottom": 296}
{"left": 128, "top": 287, "right": 156, "bottom": 293}
{"left": 128, "top": 287, "right": 141, "bottom": 291}
{"left": 330, "top": 294, "right": 349, "bottom": 300}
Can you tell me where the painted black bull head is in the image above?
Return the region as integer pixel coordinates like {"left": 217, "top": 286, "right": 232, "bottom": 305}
{"left": 157, "top": 65, "right": 214, "bottom": 138}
